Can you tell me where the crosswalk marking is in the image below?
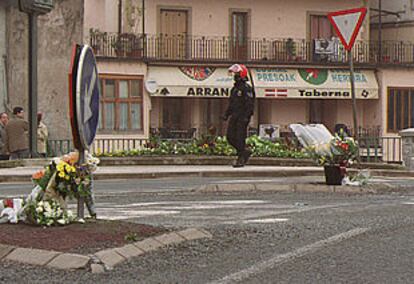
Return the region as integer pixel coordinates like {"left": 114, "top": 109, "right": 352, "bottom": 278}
{"left": 68, "top": 199, "right": 271, "bottom": 222}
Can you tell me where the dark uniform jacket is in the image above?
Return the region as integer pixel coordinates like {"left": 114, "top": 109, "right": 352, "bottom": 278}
{"left": 224, "top": 79, "right": 255, "bottom": 120}
{"left": 5, "top": 116, "right": 29, "bottom": 153}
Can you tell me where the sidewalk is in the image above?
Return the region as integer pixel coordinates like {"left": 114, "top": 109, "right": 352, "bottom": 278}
{"left": 0, "top": 164, "right": 412, "bottom": 183}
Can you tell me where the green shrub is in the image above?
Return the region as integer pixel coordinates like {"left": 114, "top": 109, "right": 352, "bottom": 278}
{"left": 97, "top": 135, "right": 307, "bottom": 159}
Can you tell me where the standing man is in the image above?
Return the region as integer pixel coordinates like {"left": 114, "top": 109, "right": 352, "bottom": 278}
{"left": 223, "top": 64, "right": 255, "bottom": 167}
{"left": 0, "top": 112, "right": 9, "bottom": 160}
{"left": 5, "top": 107, "right": 29, "bottom": 160}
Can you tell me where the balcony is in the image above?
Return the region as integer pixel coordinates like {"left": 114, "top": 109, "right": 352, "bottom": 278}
{"left": 89, "top": 32, "right": 414, "bottom": 66}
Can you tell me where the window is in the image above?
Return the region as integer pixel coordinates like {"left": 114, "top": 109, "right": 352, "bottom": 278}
{"left": 387, "top": 87, "right": 414, "bottom": 132}
{"left": 99, "top": 75, "right": 143, "bottom": 133}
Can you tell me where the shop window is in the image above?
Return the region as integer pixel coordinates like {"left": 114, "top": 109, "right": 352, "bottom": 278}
{"left": 387, "top": 88, "right": 414, "bottom": 132}
{"left": 99, "top": 75, "right": 143, "bottom": 133}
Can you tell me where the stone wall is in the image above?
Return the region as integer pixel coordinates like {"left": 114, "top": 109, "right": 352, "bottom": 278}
{"left": 6, "top": 0, "right": 84, "bottom": 139}
{"left": 0, "top": 4, "right": 7, "bottom": 114}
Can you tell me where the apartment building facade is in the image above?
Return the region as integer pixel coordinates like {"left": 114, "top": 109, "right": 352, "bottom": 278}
{"left": 3, "top": 0, "right": 413, "bottom": 146}
{"left": 86, "top": 0, "right": 386, "bottom": 141}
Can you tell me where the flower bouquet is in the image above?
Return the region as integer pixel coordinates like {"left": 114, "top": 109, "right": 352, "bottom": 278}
{"left": 306, "top": 132, "right": 359, "bottom": 167}
{"left": 0, "top": 151, "right": 99, "bottom": 226}
{"left": 289, "top": 124, "right": 359, "bottom": 185}
{"left": 306, "top": 131, "right": 359, "bottom": 185}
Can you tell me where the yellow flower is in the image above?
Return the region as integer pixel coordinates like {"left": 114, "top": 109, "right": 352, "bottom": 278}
{"left": 56, "top": 163, "right": 64, "bottom": 172}
{"left": 58, "top": 171, "right": 65, "bottom": 178}
{"left": 65, "top": 164, "right": 76, "bottom": 173}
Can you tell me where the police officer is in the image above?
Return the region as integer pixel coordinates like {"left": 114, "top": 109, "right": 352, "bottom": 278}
{"left": 222, "top": 64, "right": 255, "bottom": 167}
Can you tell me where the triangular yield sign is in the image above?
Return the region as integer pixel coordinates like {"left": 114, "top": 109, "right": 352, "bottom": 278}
{"left": 328, "top": 7, "right": 367, "bottom": 51}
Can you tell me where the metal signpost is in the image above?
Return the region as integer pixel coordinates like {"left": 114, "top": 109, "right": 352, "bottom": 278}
{"left": 18, "top": 0, "right": 54, "bottom": 157}
{"left": 69, "top": 44, "right": 100, "bottom": 219}
{"left": 328, "top": 7, "right": 367, "bottom": 139}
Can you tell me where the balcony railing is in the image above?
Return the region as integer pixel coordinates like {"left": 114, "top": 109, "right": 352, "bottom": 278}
{"left": 89, "top": 32, "right": 414, "bottom": 66}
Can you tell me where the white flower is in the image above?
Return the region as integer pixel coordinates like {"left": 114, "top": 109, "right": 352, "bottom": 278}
{"left": 46, "top": 220, "right": 53, "bottom": 226}
{"left": 36, "top": 207, "right": 43, "bottom": 213}
{"left": 67, "top": 210, "right": 74, "bottom": 218}
{"left": 57, "top": 219, "right": 67, "bottom": 225}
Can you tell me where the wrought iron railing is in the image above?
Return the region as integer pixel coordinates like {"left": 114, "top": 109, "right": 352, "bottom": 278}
{"left": 89, "top": 32, "right": 414, "bottom": 66}
{"left": 47, "top": 135, "right": 402, "bottom": 163}
{"left": 47, "top": 138, "right": 148, "bottom": 157}
{"left": 358, "top": 136, "right": 402, "bottom": 163}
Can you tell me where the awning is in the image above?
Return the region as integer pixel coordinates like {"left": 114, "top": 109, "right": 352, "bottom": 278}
{"left": 146, "top": 66, "right": 232, "bottom": 98}
{"left": 253, "top": 68, "right": 378, "bottom": 99}
{"left": 146, "top": 67, "right": 378, "bottom": 99}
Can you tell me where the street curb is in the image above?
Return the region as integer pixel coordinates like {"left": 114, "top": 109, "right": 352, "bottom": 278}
{"left": 0, "top": 156, "right": 403, "bottom": 170}
{"left": 0, "top": 169, "right": 325, "bottom": 183}
{"left": 198, "top": 182, "right": 409, "bottom": 194}
{"left": 0, "top": 228, "right": 212, "bottom": 272}
{"left": 0, "top": 167, "right": 413, "bottom": 183}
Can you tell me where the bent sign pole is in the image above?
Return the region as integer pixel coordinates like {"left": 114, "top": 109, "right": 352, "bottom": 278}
{"left": 69, "top": 44, "right": 100, "bottom": 219}
{"left": 328, "top": 7, "right": 367, "bottom": 141}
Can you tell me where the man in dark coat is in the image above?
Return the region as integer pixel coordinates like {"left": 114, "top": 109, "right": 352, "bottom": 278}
{"left": 5, "top": 107, "right": 29, "bottom": 160}
{"left": 223, "top": 64, "right": 255, "bottom": 167}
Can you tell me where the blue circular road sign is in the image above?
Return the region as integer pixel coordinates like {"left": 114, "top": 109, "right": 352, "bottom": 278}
{"left": 76, "top": 45, "right": 100, "bottom": 150}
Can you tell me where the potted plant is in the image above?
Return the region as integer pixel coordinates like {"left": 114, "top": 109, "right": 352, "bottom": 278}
{"left": 111, "top": 33, "right": 142, "bottom": 58}
{"left": 306, "top": 131, "right": 359, "bottom": 185}
{"left": 89, "top": 28, "right": 108, "bottom": 55}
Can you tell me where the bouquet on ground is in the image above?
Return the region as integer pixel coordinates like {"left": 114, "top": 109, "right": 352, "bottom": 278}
{"left": 306, "top": 131, "right": 359, "bottom": 167}
{"left": 0, "top": 151, "right": 99, "bottom": 226}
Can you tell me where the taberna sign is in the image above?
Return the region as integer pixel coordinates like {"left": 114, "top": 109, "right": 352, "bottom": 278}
{"left": 299, "top": 89, "right": 351, "bottom": 97}
{"left": 75, "top": 45, "right": 100, "bottom": 150}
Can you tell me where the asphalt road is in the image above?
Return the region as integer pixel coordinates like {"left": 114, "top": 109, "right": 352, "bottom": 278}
{"left": 0, "top": 177, "right": 414, "bottom": 283}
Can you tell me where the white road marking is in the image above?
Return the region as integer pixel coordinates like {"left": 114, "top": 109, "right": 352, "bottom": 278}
{"left": 210, "top": 227, "right": 369, "bottom": 284}
{"left": 402, "top": 202, "right": 414, "bottom": 205}
{"left": 67, "top": 200, "right": 269, "bottom": 221}
{"left": 216, "top": 179, "right": 280, "bottom": 184}
{"left": 241, "top": 218, "right": 289, "bottom": 224}
{"left": 110, "top": 200, "right": 266, "bottom": 208}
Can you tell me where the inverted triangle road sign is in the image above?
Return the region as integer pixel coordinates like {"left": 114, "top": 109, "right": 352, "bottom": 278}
{"left": 328, "top": 7, "right": 367, "bottom": 51}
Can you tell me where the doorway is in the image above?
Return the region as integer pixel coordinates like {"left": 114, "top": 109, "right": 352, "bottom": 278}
{"left": 231, "top": 11, "right": 248, "bottom": 60}
{"left": 159, "top": 9, "right": 188, "bottom": 59}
